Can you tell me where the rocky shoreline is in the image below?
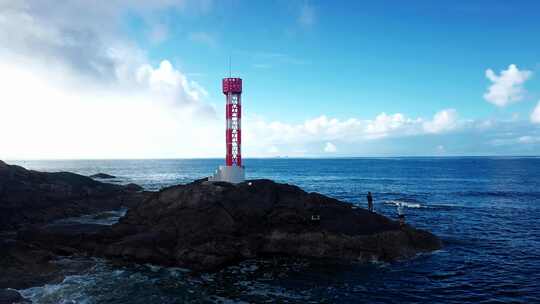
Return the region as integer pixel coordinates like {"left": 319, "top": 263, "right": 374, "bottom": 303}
{"left": 0, "top": 161, "right": 442, "bottom": 303}
{"left": 0, "top": 161, "right": 148, "bottom": 231}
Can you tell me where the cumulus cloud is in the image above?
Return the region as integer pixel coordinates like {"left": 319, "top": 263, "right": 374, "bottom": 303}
{"left": 365, "top": 113, "right": 420, "bottom": 139}
{"left": 324, "top": 142, "right": 337, "bottom": 153}
{"left": 531, "top": 101, "right": 540, "bottom": 124}
{"left": 242, "top": 109, "right": 466, "bottom": 156}
{"left": 483, "top": 64, "right": 532, "bottom": 107}
{"left": 0, "top": 0, "right": 220, "bottom": 159}
{"left": 423, "top": 109, "right": 459, "bottom": 134}
{"left": 0, "top": 56, "right": 221, "bottom": 159}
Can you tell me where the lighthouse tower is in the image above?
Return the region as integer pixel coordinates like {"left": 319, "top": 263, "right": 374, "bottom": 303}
{"left": 209, "top": 77, "right": 245, "bottom": 183}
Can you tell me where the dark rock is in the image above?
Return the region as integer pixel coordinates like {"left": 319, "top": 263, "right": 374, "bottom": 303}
{"left": 89, "top": 173, "right": 116, "bottom": 179}
{"left": 125, "top": 183, "right": 143, "bottom": 192}
{"left": 8, "top": 174, "right": 441, "bottom": 273}
{"left": 17, "top": 223, "right": 108, "bottom": 257}
{"left": 0, "top": 161, "right": 149, "bottom": 231}
{"left": 0, "top": 238, "right": 61, "bottom": 290}
{"left": 94, "top": 179, "right": 442, "bottom": 271}
{"left": 193, "top": 177, "right": 209, "bottom": 184}
{"left": 0, "top": 289, "right": 28, "bottom": 304}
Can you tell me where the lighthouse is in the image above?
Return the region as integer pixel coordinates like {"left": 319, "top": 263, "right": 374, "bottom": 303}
{"left": 209, "top": 77, "right": 245, "bottom": 183}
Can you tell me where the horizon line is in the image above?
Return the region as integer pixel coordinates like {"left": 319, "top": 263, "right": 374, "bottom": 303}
{"left": 4, "top": 155, "right": 540, "bottom": 162}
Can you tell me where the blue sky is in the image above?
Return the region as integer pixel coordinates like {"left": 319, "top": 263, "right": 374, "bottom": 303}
{"left": 0, "top": 1, "right": 540, "bottom": 159}
{"left": 128, "top": 0, "right": 540, "bottom": 121}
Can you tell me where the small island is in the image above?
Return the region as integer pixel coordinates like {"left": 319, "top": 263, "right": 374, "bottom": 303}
{"left": 0, "top": 160, "right": 441, "bottom": 296}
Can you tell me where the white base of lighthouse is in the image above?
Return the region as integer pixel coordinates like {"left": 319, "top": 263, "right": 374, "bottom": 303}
{"left": 208, "top": 165, "right": 245, "bottom": 184}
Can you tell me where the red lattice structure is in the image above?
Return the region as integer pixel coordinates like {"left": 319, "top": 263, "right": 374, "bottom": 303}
{"left": 223, "top": 78, "right": 242, "bottom": 167}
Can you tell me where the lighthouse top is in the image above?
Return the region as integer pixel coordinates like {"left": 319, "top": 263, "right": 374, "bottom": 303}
{"left": 222, "top": 78, "right": 242, "bottom": 94}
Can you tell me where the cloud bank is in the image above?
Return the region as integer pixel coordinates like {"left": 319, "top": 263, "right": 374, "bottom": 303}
{"left": 0, "top": 0, "right": 221, "bottom": 159}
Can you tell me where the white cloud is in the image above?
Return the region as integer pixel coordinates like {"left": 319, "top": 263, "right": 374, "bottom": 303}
{"left": 135, "top": 60, "right": 210, "bottom": 106}
{"left": 242, "top": 109, "right": 464, "bottom": 156}
{"left": 0, "top": 0, "right": 221, "bottom": 159}
{"left": 0, "top": 57, "right": 221, "bottom": 159}
{"left": 1, "top": 2, "right": 537, "bottom": 159}
{"left": 483, "top": 64, "right": 532, "bottom": 107}
{"left": 531, "top": 101, "right": 540, "bottom": 124}
{"left": 324, "top": 142, "right": 337, "bottom": 153}
{"left": 365, "top": 113, "right": 420, "bottom": 139}
{"left": 423, "top": 109, "right": 459, "bottom": 134}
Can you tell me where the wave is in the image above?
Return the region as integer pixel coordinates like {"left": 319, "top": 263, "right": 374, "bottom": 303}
{"left": 383, "top": 200, "right": 461, "bottom": 210}
{"left": 384, "top": 200, "right": 424, "bottom": 209}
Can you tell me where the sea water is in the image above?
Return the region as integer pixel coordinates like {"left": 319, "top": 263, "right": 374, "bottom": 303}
{"left": 11, "top": 157, "right": 540, "bottom": 303}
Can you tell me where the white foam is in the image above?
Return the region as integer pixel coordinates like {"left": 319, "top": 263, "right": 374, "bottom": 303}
{"left": 145, "top": 263, "right": 162, "bottom": 272}
{"left": 385, "top": 200, "right": 423, "bottom": 208}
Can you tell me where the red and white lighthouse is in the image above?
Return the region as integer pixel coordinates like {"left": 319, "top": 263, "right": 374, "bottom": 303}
{"left": 223, "top": 78, "right": 242, "bottom": 167}
{"left": 209, "top": 77, "right": 246, "bottom": 183}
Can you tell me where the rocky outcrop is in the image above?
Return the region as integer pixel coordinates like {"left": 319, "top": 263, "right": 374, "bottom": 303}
{"left": 0, "top": 160, "right": 148, "bottom": 231}
{"left": 0, "top": 238, "right": 61, "bottom": 290}
{"left": 18, "top": 179, "right": 442, "bottom": 272}
{"left": 2, "top": 161, "right": 441, "bottom": 276}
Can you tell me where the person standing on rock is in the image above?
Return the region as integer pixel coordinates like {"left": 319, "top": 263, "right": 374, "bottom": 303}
{"left": 367, "top": 192, "right": 374, "bottom": 212}
{"left": 397, "top": 202, "right": 406, "bottom": 227}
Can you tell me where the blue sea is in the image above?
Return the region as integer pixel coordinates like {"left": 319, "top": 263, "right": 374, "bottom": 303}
{"left": 10, "top": 158, "right": 540, "bottom": 303}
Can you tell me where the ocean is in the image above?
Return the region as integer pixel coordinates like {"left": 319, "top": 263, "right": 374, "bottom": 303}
{"left": 9, "top": 157, "right": 540, "bottom": 303}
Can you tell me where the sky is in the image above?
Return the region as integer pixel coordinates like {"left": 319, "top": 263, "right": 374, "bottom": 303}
{"left": 1, "top": 0, "right": 540, "bottom": 159}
